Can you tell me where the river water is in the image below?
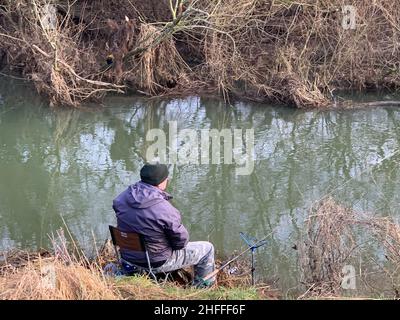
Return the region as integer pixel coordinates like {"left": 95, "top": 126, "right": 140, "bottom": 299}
{"left": 1, "top": 78, "right": 400, "bottom": 295}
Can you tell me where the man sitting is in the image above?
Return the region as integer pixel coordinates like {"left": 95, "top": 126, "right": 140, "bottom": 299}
{"left": 112, "top": 163, "right": 216, "bottom": 287}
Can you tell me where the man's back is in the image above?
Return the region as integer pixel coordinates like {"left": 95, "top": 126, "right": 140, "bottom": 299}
{"left": 112, "top": 163, "right": 215, "bottom": 287}
{"left": 112, "top": 181, "right": 189, "bottom": 266}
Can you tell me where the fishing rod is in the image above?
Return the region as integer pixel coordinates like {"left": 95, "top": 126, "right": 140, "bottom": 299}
{"left": 202, "top": 230, "right": 274, "bottom": 282}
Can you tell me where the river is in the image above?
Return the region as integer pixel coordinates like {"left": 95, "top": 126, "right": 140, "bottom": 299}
{"left": 1, "top": 78, "right": 400, "bottom": 295}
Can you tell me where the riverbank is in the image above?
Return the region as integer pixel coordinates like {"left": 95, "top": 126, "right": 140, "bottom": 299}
{"left": 2, "top": 199, "right": 400, "bottom": 300}
{"left": 1, "top": 1, "right": 400, "bottom": 109}
{"left": 0, "top": 239, "right": 279, "bottom": 300}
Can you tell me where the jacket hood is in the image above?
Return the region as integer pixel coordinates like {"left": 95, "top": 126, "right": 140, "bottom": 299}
{"left": 127, "top": 181, "right": 172, "bottom": 209}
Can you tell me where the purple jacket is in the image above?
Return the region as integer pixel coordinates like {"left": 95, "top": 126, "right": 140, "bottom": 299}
{"left": 112, "top": 181, "right": 189, "bottom": 266}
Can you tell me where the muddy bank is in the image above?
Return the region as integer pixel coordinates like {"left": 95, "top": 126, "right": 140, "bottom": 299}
{"left": 1, "top": 1, "right": 400, "bottom": 108}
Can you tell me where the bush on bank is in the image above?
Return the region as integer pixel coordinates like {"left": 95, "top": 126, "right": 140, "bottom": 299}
{"left": 1, "top": 1, "right": 399, "bottom": 108}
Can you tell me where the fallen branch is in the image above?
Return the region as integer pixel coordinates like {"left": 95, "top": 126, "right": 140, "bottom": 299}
{"left": 31, "top": 44, "right": 125, "bottom": 91}
{"left": 337, "top": 100, "right": 400, "bottom": 109}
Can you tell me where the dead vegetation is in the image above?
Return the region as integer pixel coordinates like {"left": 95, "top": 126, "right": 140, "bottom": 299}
{"left": 1, "top": 0, "right": 400, "bottom": 108}
{"left": 298, "top": 198, "right": 358, "bottom": 297}
{"left": 3, "top": 198, "right": 400, "bottom": 299}
{"left": 0, "top": 230, "right": 276, "bottom": 300}
{"left": 298, "top": 198, "right": 400, "bottom": 299}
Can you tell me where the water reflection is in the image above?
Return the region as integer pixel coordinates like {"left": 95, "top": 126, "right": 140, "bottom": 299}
{"left": 1, "top": 79, "right": 400, "bottom": 290}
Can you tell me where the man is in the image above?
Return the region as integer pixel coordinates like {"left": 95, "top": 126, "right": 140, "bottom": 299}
{"left": 112, "top": 163, "right": 216, "bottom": 287}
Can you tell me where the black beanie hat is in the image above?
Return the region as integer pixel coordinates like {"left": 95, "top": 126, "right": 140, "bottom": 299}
{"left": 140, "top": 163, "right": 169, "bottom": 186}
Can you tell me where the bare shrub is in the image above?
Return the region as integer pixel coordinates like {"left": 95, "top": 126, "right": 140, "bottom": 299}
{"left": 298, "top": 197, "right": 400, "bottom": 299}
{"left": 0, "top": 0, "right": 125, "bottom": 107}
{"left": 1, "top": 1, "right": 400, "bottom": 107}
{"left": 128, "top": 23, "right": 190, "bottom": 94}
{"left": 358, "top": 217, "right": 400, "bottom": 297}
{"left": 298, "top": 198, "right": 358, "bottom": 297}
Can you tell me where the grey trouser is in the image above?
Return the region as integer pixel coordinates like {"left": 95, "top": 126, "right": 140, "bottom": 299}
{"left": 153, "top": 241, "right": 216, "bottom": 286}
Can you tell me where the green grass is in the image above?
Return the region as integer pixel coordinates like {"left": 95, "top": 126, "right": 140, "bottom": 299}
{"left": 114, "top": 275, "right": 263, "bottom": 300}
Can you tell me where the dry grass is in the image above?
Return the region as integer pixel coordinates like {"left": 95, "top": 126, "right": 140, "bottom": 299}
{"left": 128, "top": 23, "right": 190, "bottom": 94}
{"left": 4, "top": 198, "right": 400, "bottom": 299}
{"left": 0, "top": 258, "right": 119, "bottom": 300}
{"left": 361, "top": 217, "right": 400, "bottom": 267}
{"left": 358, "top": 217, "right": 400, "bottom": 297}
{"left": 298, "top": 198, "right": 400, "bottom": 299}
{"left": 0, "top": 234, "right": 274, "bottom": 300}
{"left": 298, "top": 198, "right": 358, "bottom": 297}
{"left": 0, "top": 0, "right": 125, "bottom": 107}
{"left": 0, "top": 252, "right": 273, "bottom": 300}
{"left": 1, "top": 0, "right": 400, "bottom": 107}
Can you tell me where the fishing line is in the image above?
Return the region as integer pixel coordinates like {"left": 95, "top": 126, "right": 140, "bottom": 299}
{"left": 315, "top": 147, "right": 400, "bottom": 206}
{"left": 350, "top": 154, "right": 400, "bottom": 215}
